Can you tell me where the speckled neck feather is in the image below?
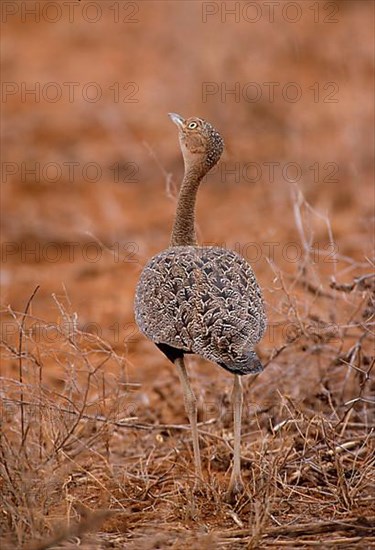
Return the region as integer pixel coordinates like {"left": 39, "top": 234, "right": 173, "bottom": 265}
{"left": 169, "top": 119, "right": 223, "bottom": 247}
{"left": 170, "top": 168, "right": 202, "bottom": 247}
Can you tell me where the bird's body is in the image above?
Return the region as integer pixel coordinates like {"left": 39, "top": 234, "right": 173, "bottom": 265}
{"left": 134, "top": 113, "right": 266, "bottom": 500}
{"left": 135, "top": 245, "right": 266, "bottom": 375}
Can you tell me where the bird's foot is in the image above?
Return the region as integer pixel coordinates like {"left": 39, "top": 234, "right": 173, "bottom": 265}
{"left": 225, "top": 475, "right": 244, "bottom": 504}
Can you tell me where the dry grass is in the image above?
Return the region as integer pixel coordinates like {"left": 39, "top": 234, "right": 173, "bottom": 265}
{"left": 1, "top": 225, "right": 374, "bottom": 548}
{"left": 1, "top": 4, "right": 374, "bottom": 546}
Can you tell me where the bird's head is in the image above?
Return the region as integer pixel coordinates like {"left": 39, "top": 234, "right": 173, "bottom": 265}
{"left": 168, "top": 113, "right": 224, "bottom": 177}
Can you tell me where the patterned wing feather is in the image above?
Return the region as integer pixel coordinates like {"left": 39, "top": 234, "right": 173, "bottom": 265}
{"left": 135, "top": 246, "right": 266, "bottom": 375}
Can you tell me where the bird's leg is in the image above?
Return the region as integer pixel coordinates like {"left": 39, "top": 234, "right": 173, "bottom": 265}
{"left": 226, "top": 374, "right": 244, "bottom": 502}
{"left": 174, "top": 357, "right": 203, "bottom": 484}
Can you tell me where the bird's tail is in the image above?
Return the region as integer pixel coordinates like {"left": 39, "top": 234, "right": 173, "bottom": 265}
{"left": 218, "top": 350, "right": 264, "bottom": 376}
{"left": 245, "top": 350, "right": 264, "bottom": 374}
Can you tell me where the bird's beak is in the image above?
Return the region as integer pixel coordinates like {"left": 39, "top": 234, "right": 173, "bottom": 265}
{"left": 168, "top": 112, "right": 184, "bottom": 129}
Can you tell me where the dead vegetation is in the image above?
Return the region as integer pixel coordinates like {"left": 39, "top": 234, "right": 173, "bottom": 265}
{"left": 2, "top": 2, "right": 374, "bottom": 548}
{"left": 1, "top": 246, "right": 374, "bottom": 548}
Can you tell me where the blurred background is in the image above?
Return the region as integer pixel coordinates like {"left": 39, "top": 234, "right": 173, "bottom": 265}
{"left": 2, "top": 0, "right": 374, "bottom": 384}
{"left": 1, "top": 1, "right": 374, "bottom": 545}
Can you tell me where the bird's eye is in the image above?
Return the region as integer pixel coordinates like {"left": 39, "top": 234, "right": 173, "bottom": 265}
{"left": 188, "top": 122, "right": 198, "bottom": 129}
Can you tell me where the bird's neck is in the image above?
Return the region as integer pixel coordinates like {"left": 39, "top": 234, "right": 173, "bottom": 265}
{"left": 170, "top": 167, "right": 204, "bottom": 247}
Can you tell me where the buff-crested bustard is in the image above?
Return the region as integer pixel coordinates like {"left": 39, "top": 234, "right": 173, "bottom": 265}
{"left": 134, "top": 113, "right": 266, "bottom": 501}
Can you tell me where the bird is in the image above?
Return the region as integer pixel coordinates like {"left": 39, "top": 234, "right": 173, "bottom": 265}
{"left": 134, "top": 113, "right": 266, "bottom": 501}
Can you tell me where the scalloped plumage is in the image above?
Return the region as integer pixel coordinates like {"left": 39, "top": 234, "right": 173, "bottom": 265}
{"left": 135, "top": 245, "right": 266, "bottom": 374}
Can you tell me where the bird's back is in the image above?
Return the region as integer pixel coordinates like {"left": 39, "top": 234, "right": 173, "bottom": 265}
{"left": 135, "top": 246, "right": 266, "bottom": 374}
